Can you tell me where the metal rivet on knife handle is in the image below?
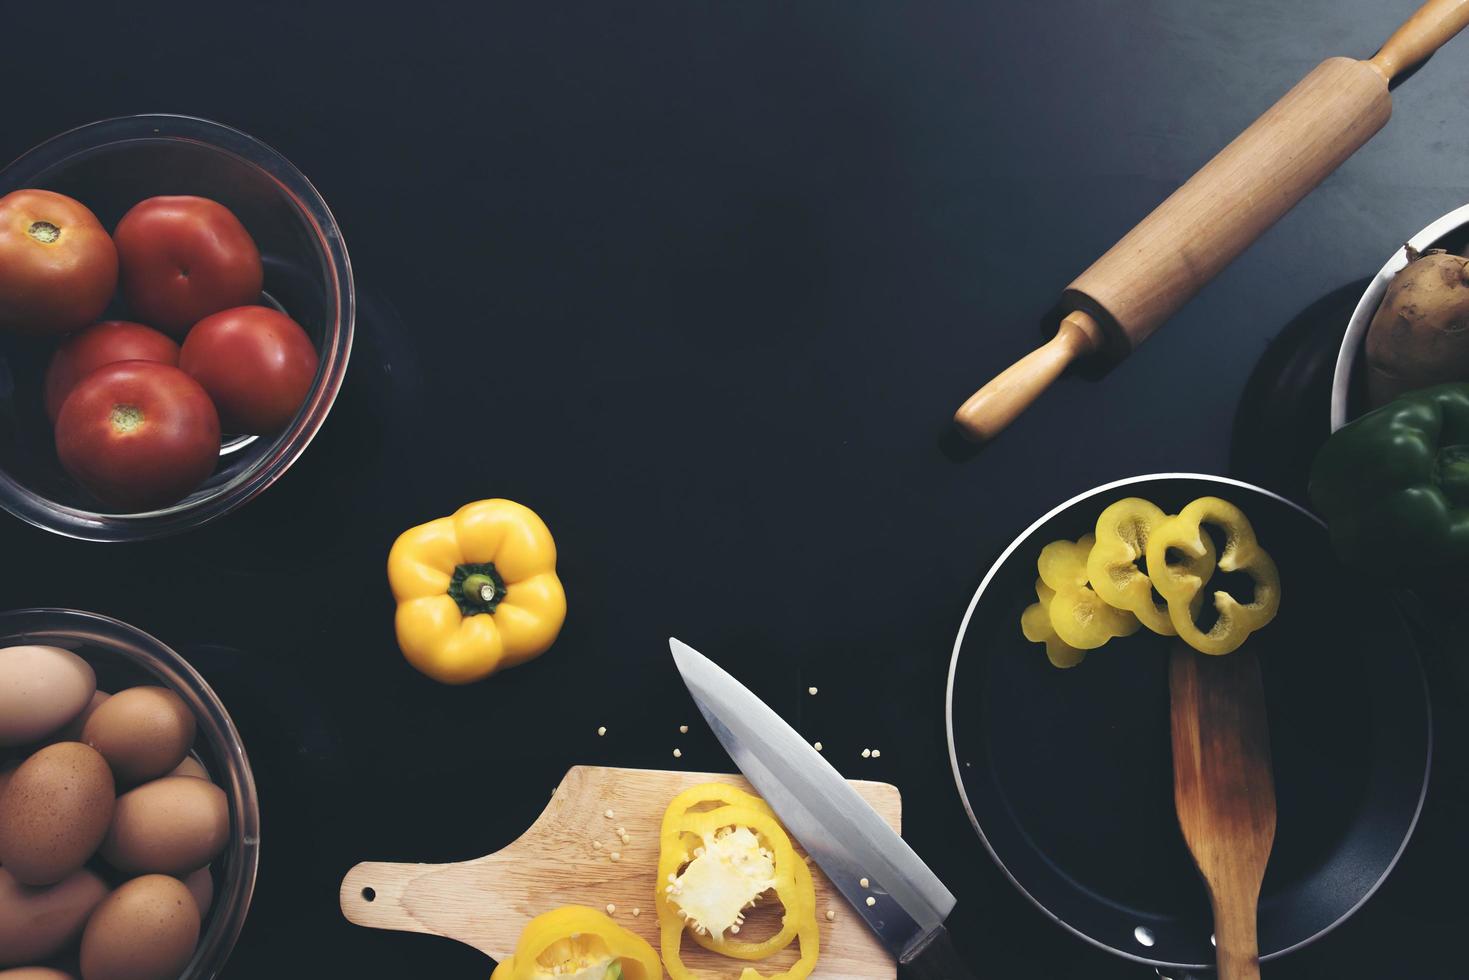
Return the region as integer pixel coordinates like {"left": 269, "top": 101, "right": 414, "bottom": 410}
{"left": 952, "top": 0, "right": 1469, "bottom": 443}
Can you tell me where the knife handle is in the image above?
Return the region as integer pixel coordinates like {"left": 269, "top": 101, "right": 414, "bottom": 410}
{"left": 901, "top": 925, "right": 979, "bottom": 980}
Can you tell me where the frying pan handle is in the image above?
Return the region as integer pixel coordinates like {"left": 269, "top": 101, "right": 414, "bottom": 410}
{"left": 901, "top": 925, "right": 979, "bottom": 980}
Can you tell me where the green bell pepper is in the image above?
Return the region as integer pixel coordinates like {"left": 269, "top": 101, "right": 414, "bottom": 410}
{"left": 1309, "top": 383, "right": 1469, "bottom": 576}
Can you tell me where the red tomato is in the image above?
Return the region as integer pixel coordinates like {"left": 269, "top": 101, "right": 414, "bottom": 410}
{"left": 0, "top": 190, "right": 118, "bottom": 337}
{"left": 54, "top": 361, "right": 220, "bottom": 510}
{"left": 179, "top": 306, "right": 318, "bottom": 435}
{"left": 113, "top": 196, "right": 262, "bottom": 336}
{"left": 44, "top": 321, "right": 181, "bottom": 423}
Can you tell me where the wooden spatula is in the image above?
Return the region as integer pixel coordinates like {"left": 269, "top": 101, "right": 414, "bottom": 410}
{"left": 1169, "top": 644, "right": 1277, "bottom": 980}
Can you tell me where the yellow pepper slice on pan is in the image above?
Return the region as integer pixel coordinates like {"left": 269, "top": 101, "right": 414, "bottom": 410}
{"left": 490, "top": 905, "right": 661, "bottom": 980}
{"left": 1020, "top": 579, "right": 1086, "bottom": 668}
{"left": 1087, "top": 497, "right": 1217, "bottom": 636}
{"left": 1037, "top": 534, "right": 1139, "bottom": 650}
{"left": 1145, "top": 496, "right": 1281, "bottom": 656}
{"left": 388, "top": 499, "right": 567, "bottom": 684}
{"left": 657, "top": 786, "right": 819, "bottom": 979}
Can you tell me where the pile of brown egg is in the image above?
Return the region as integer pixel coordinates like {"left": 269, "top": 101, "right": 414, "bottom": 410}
{"left": 0, "top": 645, "right": 229, "bottom": 980}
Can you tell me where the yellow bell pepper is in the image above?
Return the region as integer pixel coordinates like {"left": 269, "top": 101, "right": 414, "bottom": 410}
{"left": 490, "top": 905, "right": 661, "bottom": 980}
{"left": 1020, "top": 579, "right": 1086, "bottom": 668}
{"left": 1145, "top": 496, "right": 1281, "bottom": 656}
{"left": 656, "top": 784, "right": 819, "bottom": 979}
{"left": 1087, "top": 497, "right": 1216, "bottom": 636}
{"left": 388, "top": 499, "right": 567, "bottom": 684}
{"left": 1036, "top": 534, "right": 1139, "bottom": 650}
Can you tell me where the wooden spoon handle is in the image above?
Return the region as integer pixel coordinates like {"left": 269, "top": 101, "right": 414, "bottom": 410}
{"left": 952, "top": 310, "right": 1104, "bottom": 442}
{"left": 1369, "top": 0, "right": 1469, "bottom": 82}
{"left": 1213, "top": 899, "right": 1263, "bottom": 980}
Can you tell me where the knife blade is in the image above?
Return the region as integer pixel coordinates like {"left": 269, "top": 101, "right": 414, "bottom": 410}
{"left": 670, "top": 637, "right": 965, "bottom": 969}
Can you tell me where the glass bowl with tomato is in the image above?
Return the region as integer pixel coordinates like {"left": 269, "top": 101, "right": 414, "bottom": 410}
{"left": 0, "top": 607, "right": 259, "bottom": 978}
{"left": 0, "top": 115, "right": 353, "bottom": 540}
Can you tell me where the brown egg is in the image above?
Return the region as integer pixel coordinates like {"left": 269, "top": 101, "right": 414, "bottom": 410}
{"left": 0, "top": 968, "right": 77, "bottom": 979}
{"left": 166, "top": 756, "right": 209, "bottom": 782}
{"left": 82, "top": 688, "right": 195, "bottom": 786}
{"left": 100, "top": 777, "right": 228, "bottom": 875}
{"left": 0, "top": 760, "right": 16, "bottom": 803}
{"left": 53, "top": 690, "right": 111, "bottom": 743}
{"left": 0, "top": 743, "right": 114, "bottom": 885}
{"left": 0, "top": 866, "right": 109, "bottom": 966}
{"left": 179, "top": 866, "right": 213, "bottom": 919}
{"left": 79, "top": 875, "right": 199, "bottom": 980}
{"left": 0, "top": 646, "right": 96, "bottom": 747}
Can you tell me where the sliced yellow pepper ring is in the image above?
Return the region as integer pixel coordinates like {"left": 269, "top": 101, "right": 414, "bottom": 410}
{"left": 656, "top": 790, "right": 818, "bottom": 980}
{"left": 1087, "top": 497, "right": 1217, "bottom": 636}
{"left": 1021, "top": 579, "right": 1086, "bottom": 668}
{"left": 1037, "top": 534, "right": 1139, "bottom": 650}
{"left": 490, "top": 905, "right": 661, "bottom": 980}
{"left": 1145, "top": 496, "right": 1282, "bottom": 656}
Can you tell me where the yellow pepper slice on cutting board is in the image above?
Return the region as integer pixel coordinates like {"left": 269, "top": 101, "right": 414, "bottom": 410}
{"left": 1145, "top": 496, "right": 1281, "bottom": 656}
{"left": 490, "top": 905, "right": 661, "bottom": 980}
{"left": 657, "top": 784, "right": 819, "bottom": 979}
{"left": 388, "top": 499, "right": 567, "bottom": 684}
{"left": 1087, "top": 497, "right": 1217, "bottom": 636}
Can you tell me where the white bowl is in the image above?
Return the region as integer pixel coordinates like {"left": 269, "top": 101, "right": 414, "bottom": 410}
{"left": 1330, "top": 202, "right": 1469, "bottom": 431}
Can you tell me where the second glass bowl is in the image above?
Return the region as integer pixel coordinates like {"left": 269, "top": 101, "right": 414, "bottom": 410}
{"left": 0, "top": 114, "right": 353, "bottom": 540}
{"left": 0, "top": 607, "right": 258, "bottom": 979}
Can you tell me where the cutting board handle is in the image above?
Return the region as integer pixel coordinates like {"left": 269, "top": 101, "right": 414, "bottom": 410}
{"left": 1369, "top": 0, "right": 1469, "bottom": 82}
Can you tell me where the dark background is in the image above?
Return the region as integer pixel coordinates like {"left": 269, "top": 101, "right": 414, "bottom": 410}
{"left": 2, "top": 1, "right": 1467, "bottom": 976}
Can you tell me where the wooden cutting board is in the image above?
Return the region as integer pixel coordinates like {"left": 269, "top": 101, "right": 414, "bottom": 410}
{"left": 340, "top": 765, "right": 901, "bottom": 978}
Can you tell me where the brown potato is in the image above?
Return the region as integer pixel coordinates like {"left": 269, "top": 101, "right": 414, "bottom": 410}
{"left": 1366, "top": 246, "right": 1469, "bottom": 407}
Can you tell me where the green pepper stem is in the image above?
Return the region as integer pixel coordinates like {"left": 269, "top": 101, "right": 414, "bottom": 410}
{"left": 448, "top": 562, "right": 507, "bottom": 616}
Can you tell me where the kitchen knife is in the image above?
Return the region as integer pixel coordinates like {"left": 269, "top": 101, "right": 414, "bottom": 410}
{"left": 670, "top": 637, "right": 978, "bottom": 979}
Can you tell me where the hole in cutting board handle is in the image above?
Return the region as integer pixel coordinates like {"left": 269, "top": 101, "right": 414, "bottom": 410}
{"left": 361, "top": 887, "right": 376, "bottom": 902}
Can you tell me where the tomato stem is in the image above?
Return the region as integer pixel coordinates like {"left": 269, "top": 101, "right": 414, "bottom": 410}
{"left": 27, "top": 221, "right": 60, "bottom": 244}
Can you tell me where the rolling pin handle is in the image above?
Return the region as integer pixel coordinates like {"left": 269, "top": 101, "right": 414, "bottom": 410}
{"left": 1368, "top": 0, "right": 1469, "bottom": 83}
{"left": 952, "top": 309, "right": 1105, "bottom": 443}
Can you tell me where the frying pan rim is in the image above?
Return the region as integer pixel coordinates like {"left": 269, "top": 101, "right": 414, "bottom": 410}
{"left": 944, "top": 471, "right": 1432, "bottom": 970}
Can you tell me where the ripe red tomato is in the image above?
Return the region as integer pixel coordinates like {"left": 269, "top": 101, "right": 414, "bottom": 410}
{"left": 179, "top": 306, "right": 318, "bottom": 435}
{"left": 44, "top": 321, "right": 181, "bottom": 423}
{"left": 0, "top": 190, "right": 118, "bottom": 337}
{"left": 54, "top": 361, "right": 220, "bottom": 510}
{"left": 113, "top": 196, "right": 262, "bottom": 336}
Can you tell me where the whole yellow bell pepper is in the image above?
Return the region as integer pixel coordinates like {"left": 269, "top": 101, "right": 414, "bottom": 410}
{"left": 388, "top": 499, "right": 567, "bottom": 684}
{"left": 490, "top": 905, "right": 661, "bottom": 980}
{"left": 1145, "top": 496, "right": 1281, "bottom": 656}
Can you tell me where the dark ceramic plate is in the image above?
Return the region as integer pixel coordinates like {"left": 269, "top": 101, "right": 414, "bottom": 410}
{"left": 946, "top": 474, "right": 1430, "bottom": 971}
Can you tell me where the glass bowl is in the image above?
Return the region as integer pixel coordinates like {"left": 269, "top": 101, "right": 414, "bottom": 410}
{"left": 0, "top": 114, "right": 353, "bottom": 540}
{"left": 0, "top": 607, "right": 258, "bottom": 979}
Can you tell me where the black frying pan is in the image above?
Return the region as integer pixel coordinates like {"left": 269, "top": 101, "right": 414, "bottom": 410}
{"left": 946, "top": 474, "right": 1430, "bottom": 973}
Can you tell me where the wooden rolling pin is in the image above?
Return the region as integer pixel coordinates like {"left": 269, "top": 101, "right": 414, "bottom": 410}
{"left": 954, "top": 0, "right": 1469, "bottom": 442}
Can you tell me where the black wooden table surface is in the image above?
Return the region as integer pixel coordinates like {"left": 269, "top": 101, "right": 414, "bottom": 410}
{"left": 2, "top": 2, "right": 1466, "bottom": 977}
